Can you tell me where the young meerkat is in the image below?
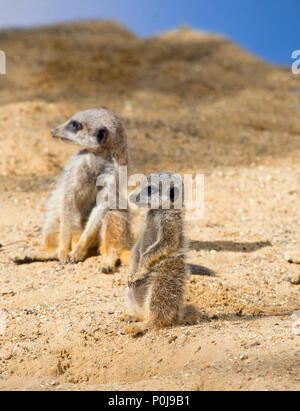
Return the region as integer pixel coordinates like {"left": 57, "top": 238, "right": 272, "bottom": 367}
{"left": 123, "top": 171, "right": 198, "bottom": 336}
{"left": 14, "top": 108, "right": 132, "bottom": 272}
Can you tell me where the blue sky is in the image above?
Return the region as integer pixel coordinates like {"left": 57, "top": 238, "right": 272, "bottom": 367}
{"left": 0, "top": 0, "right": 298, "bottom": 65}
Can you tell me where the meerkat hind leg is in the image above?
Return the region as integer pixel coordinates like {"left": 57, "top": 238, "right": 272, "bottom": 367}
{"left": 148, "top": 277, "right": 181, "bottom": 328}
{"left": 124, "top": 302, "right": 202, "bottom": 334}
{"left": 123, "top": 284, "right": 149, "bottom": 335}
{"left": 125, "top": 278, "right": 180, "bottom": 337}
{"left": 100, "top": 211, "right": 131, "bottom": 273}
{"left": 69, "top": 207, "right": 100, "bottom": 263}
{"left": 44, "top": 232, "right": 59, "bottom": 251}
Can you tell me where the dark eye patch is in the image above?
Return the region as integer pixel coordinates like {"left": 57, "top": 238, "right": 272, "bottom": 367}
{"left": 96, "top": 128, "right": 108, "bottom": 145}
{"left": 67, "top": 121, "right": 83, "bottom": 132}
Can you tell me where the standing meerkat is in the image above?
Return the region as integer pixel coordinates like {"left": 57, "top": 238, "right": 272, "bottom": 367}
{"left": 14, "top": 108, "right": 132, "bottom": 272}
{"left": 123, "top": 172, "right": 198, "bottom": 336}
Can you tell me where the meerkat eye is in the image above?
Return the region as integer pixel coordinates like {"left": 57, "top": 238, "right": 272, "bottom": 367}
{"left": 96, "top": 128, "right": 108, "bottom": 145}
{"left": 148, "top": 186, "right": 152, "bottom": 196}
{"left": 67, "top": 121, "right": 83, "bottom": 132}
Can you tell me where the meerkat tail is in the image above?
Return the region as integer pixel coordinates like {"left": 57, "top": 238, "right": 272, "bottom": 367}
{"left": 12, "top": 251, "right": 58, "bottom": 265}
{"left": 187, "top": 263, "right": 214, "bottom": 276}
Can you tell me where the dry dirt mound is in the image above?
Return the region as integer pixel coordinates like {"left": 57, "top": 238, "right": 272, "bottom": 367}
{"left": 0, "top": 21, "right": 286, "bottom": 102}
{"left": 0, "top": 21, "right": 299, "bottom": 391}
{"left": 0, "top": 21, "right": 299, "bottom": 178}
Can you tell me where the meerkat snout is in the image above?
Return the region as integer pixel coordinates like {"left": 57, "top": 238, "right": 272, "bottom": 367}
{"left": 51, "top": 126, "right": 74, "bottom": 144}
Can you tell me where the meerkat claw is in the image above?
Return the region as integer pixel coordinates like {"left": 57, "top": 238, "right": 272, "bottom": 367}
{"left": 69, "top": 245, "right": 87, "bottom": 264}
{"left": 69, "top": 255, "right": 81, "bottom": 264}
{"left": 102, "top": 265, "right": 113, "bottom": 274}
{"left": 58, "top": 251, "right": 70, "bottom": 265}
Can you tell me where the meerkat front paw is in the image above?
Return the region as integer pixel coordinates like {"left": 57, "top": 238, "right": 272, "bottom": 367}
{"left": 69, "top": 244, "right": 87, "bottom": 264}
{"left": 59, "top": 249, "right": 70, "bottom": 265}
{"left": 124, "top": 322, "right": 148, "bottom": 337}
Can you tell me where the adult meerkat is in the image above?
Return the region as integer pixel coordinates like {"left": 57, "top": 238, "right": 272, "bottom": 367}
{"left": 123, "top": 172, "right": 198, "bottom": 336}
{"left": 14, "top": 108, "right": 132, "bottom": 272}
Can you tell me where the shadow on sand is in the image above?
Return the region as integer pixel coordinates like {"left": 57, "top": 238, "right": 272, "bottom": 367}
{"left": 190, "top": 240, "right": 271, "bottom": 253}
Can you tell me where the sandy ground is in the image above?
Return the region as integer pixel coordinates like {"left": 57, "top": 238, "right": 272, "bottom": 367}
{"left": 0, "top": 22, "right": 299, "bottom": 391}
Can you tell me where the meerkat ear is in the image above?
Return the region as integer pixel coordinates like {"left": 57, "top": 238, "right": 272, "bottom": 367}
{"left": 96, "top": 128, "right": 108, "bottom": 145}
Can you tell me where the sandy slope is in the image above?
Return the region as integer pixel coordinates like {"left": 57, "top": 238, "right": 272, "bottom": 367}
{"left": 0, "top": 22, "right": 299, "bottom": 391}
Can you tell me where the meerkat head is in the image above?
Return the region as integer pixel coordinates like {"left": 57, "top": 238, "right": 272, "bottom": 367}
{"left": 129, "top": 171, "right": 183, "bottom": 210}
{"left": 51, "top": 108, "right": 128, "bottom": 165}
